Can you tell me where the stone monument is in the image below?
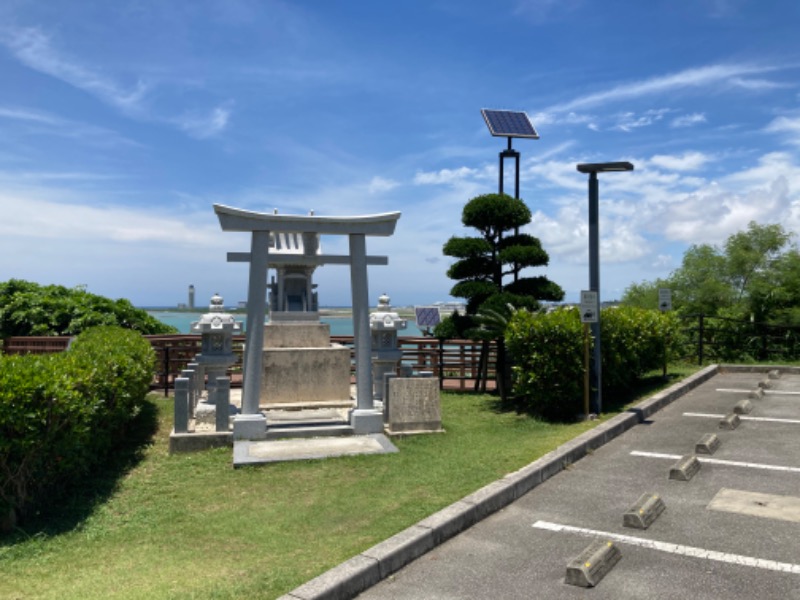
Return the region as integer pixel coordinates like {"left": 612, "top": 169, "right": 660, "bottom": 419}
{"left": 384, "top": 374, "right": 443, "bottom": 435}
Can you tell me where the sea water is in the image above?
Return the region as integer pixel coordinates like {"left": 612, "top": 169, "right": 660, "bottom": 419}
{"left": 146, "top": 310, "right": 425, "bottom": 337}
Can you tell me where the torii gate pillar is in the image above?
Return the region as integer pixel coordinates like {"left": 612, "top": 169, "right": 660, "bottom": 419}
{"left": 214, "top": 204, "right": 401, "bottom": 439}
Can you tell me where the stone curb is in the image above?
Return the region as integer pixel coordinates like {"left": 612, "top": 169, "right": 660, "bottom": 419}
{"left": 277, "top": 363, "right": 723, "bottom": 600}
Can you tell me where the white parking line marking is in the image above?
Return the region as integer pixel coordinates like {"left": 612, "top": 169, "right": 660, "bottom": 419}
{"left": 630, "top": 450, "right": 800, "bottom": 474}
{"left": 683, "top": 412, "right": 800, "bottom": 425}
{"left": 716, "top": 388, "right": 800, "bottom": 396}
{"left": 532, "top": 520, "right": 800, "bottom": 574}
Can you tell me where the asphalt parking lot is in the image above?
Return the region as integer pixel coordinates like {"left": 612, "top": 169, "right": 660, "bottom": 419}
{"left": 355, "top": 368, "right": 800, "bottom": 599}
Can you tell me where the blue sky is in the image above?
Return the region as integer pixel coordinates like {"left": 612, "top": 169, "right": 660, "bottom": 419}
{"left": 2, "top": 1, "right": 800, "bottom": 308}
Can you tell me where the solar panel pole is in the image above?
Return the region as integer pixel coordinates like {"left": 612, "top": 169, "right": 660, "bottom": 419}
{"left": 498, "top": 138, "right": 521, "bottom": 200}
{"left": 499, "top": 139, "right": 521, "bottom": 280}
{"left": 482, "top": 109, "right": 539, "bottom": 283}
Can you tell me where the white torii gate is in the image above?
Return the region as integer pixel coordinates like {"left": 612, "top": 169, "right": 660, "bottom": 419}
{"left": 214, "top": 204, "right": 401, "bottom": 438}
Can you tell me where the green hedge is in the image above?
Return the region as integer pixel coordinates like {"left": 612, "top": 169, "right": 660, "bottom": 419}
{"left": 506, "top": 307, "right": 584, "bottom": 420}
{"left": 506, "top": 306, "right": 682, "bottom": 420}
{"left": 0, "top": 326, "right": 155, "bottom": 530}
{"left": 600, "top": 305, "right": 683, "bottom": 389}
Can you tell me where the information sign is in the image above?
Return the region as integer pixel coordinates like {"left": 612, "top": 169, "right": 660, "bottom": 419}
{"left": 658, "top": 288, "right": 672, "bottom": 312}
{"left": 580, "top": 291, "right": 599, "bottom": 323}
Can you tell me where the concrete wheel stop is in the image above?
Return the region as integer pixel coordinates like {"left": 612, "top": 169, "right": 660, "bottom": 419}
{"left": 565, "top": 539, "right": 622, "bottom": 587}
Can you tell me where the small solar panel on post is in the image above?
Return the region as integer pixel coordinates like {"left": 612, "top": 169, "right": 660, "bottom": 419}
{"left": 481, "top": 109, "right": 540, "bottom": 139}
{"left": 481, "top": 108, "right": 539, "bottom": 199}
{"left": 481, "top": 109, "right": 540, "bottom": 281}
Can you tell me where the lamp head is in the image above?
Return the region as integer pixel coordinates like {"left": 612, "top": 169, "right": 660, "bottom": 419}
{"left": 576, "top": 161, "right": 634, "bottom": 174}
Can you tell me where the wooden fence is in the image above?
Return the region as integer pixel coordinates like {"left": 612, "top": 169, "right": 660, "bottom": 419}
{"left": 2, "top": 334, "right": 497, "bottom": 394}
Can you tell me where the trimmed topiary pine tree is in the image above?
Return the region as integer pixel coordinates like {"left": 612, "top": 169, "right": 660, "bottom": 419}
{"left": 436, "top": 193, "right": 564, "bottom": 400}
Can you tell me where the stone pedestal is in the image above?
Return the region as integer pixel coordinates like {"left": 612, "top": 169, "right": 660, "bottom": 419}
{"left": 350, "top": 408, "right": 385, "bottom": 434}
{"left": 261, "top": 322, "right": 352, "bottom": 406}
{"left": 233, "top": 413, "right": 267, "bottom": 440}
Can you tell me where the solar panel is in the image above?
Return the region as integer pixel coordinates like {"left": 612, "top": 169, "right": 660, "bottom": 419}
{"left": 481, "top": 109, "right": 539, "bottom": 139}
{"left": 415, "top": 306, "right": 441, "bottom": 328}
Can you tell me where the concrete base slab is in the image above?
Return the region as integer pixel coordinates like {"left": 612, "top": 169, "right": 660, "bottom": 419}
{"left": 169, "top": 429, "right": 232, "bottom": 454}
{"left": 233, "top": 433, "right": 398, "bottom": 466}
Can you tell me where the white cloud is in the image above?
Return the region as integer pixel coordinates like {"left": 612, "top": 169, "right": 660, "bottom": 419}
{"left": 176, "top": 105, "right": 232, "bottom": 139}
{"left": 729, "top": 77, "right": 792, "bottom": 91}
{"left": 367, "top": 176, "right": 399, "bottom": 194}
{"left": 0, "top": 192, "right": 218, "bottom": 246}
{"left": 522, "top": 148, "right": 800, "bottom": 283}
{"left": 1, "top": 27, "right": 150, "bottom": 113}
{"left": 723, "top": 152, "right": 800, "bottom": 189}
{"left": 529, "top": 205, "right": 649, "bottom": 265}
{"left": 413, "top": 166, "right": 480, "bottom": 185}
{"left": 613, "top": 108, "right": 670, "bottom": 132}
{"left": 652, "top": 254, "right": 673, "bottom": 269}
{"left": 530, "top": 110, "right": 597, "bottom": 129}
{"left": 0, "top": 106, "right": 60, "bottom": 125}
{"left": 1, "top": 27, "right": 232, "bottom": 139}
{"left": 0, "top": 104, "right": 142, "bottom": 148}
{"left": 671, "top": 113, "right": 707, "bottom": 128}
{"left": 765, "top": 115, "right": 800, "bottom": 146}
{"left": 546, "top": 62, "right": 783, "bottom": 115}
{"left": 649, "top": 151, "right": 711, "bottom": 171}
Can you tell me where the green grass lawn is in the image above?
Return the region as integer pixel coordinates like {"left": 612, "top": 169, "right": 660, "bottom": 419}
{"left": 0, "top": 366, "right": 698, "bottom": 599}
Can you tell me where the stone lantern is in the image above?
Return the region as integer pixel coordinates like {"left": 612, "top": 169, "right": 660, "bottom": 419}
{"left": 370, "top": 293, "right": 407, "bottom": 402}
{"left": 190, "top": 293, "right": 242, "bottom": 427}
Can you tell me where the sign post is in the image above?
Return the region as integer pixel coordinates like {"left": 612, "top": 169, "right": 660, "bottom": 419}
{"left": 658, "top": 288, "right": 672, "bottom": 377}
{"left": 580, "top": 291, "right": 599, "bottom": 418}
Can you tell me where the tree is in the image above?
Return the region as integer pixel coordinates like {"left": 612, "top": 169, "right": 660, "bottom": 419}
{"left": 442, "top": 194, "right": 563, "bottom": 315}
{"left": 0, "top": 279, "right": 177, "bottom": 338}
{"left": 437, "top": 193, "right": 564, "bottom": 399}
{"left": 669, "top": 244, "right": 733, "bottom": 316}
{"left": 622, "top": 222, "right": 800, "bottom": 324}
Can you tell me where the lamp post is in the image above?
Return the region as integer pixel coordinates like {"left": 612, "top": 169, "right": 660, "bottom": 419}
{"left": 576, "top": 161, "right": 634, "bottom": 414}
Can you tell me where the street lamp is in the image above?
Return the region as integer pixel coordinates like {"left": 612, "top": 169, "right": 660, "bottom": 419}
{"left": 576, "top": 161, "right": 634, "bottom": 414}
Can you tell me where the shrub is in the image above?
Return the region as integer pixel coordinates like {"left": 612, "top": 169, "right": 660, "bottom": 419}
{"left": 506, "top": 307, "right": 584, "bottom": 420}
{"left": 601, "top": 306, "right": 683, "bottom": 390}
{"left": 507, "top": 306, "right": 682, "bottom": 420}
{"left": 0, "top": 278, "right": 177, "bottom": 337}
{"left": 0, "top": 326, "right": 155, "bottom": 530}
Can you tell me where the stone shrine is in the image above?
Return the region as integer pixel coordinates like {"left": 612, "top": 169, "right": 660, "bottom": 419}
{"left": 214, "top": 204, "right": 401, "bottom": 439}
{"left": 261, "top": 224, "right": 351, "bottom": 405}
